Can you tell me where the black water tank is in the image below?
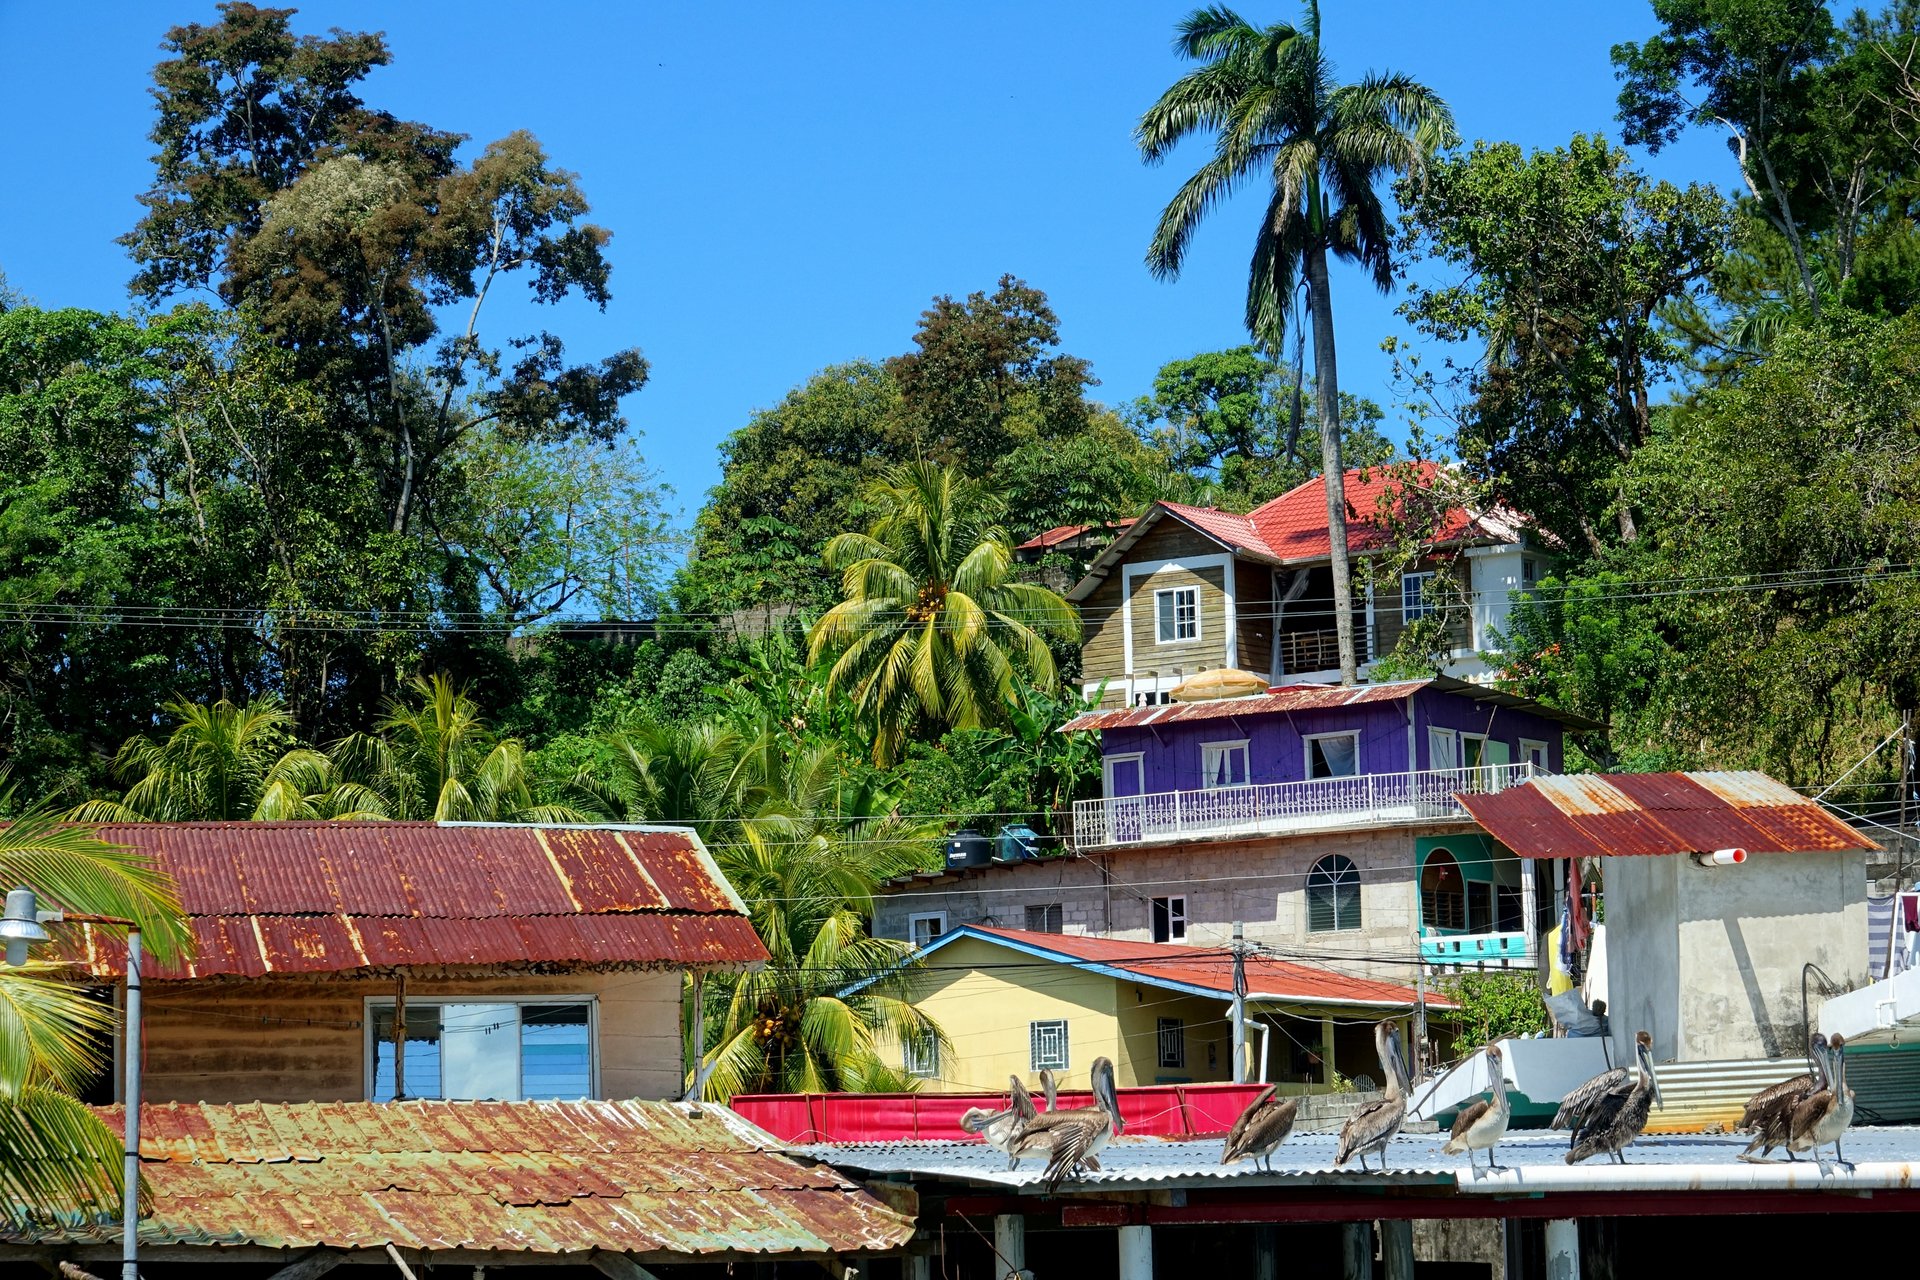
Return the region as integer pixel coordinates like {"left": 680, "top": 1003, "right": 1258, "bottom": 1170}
{"left": 945, "top": 829, "right": 992, "bottom": 868}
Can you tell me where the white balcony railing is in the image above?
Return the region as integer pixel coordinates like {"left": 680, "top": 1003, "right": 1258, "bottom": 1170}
{"left": 1070, "top": 762, "right": 1541, "bottom": 849}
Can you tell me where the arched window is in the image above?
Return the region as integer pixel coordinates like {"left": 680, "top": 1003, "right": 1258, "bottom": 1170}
{"left": 1307, "top": 855, "right": 1361, "bottom": 932}
{"left": 1422, "top": 849, "right": 1466, "bottom": 931}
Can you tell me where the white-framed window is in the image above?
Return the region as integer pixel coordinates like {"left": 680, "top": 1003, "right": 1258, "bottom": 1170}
{"left": 1307, "top": 856, "right": 1363, "bottom": 932}
{"left": 908, "top": 912, "right": 947, "bottom": 948}
{"left": 1155, "top": 586, "right": 1200, "bottom": 643}
{"left": 1460, "top": 732, "right": 1488, "bottom": 770}
{"left": 903, "top": 1036, "right": 940, "bottom": 1079}
{"left": 367, "top": 997, "right": 595, "bottom": 1102}
{"left": 1031, "top": 1019, "right": 1070, "bottom": 1072}
{"left": 1025, "top": 903, "right": 1064, "bottom": 933}
{"left": 1151, "top": 895, "right": 1187, "bottom": 943}
{"left": 1520, "top": 738, "right": 1549, "bottom": 771}
{"left": 1304, "top": 731, "right": 1360, "bottom": 779}
{"left": 1200, "top": 739, "right": 1249, "bottom": 789}
{"left": 1157, "top": 1017, "right": 1187, "bottom": 1068}
{"left": 1133, "top": 689, "right": 1173, "bottom": 707}
{"left": 1103, "top": 752, "right": 1146, "bottom": 799}
{"left": 1402, "top": 571, "right": 1436, "bottom": 621}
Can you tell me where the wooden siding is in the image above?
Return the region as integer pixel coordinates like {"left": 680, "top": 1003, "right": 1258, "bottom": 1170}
{"left": 138, "top": 970, "right": 681, "bottom": 1105}
{"left": 1372, "top": 556, "right": 1472, "bottom": 658}
{"left": 1077, "top": 518, "right": 1253, "bottom": 704}
{"left": 1235, "top": 560, "right": 1274, "bottom": 683}
{"left": 1126, "top": 562, "right": 1228, "bottom": 677}
{"left": 1078, "top": 571, "right": 1128, "bottom": 696}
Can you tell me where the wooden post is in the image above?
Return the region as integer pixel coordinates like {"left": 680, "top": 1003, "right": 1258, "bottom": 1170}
{"left": 1380, "top": 1220, "right": 1414, "bottom": 1280}
{"left": 391, "top": 971, "right": 407, "bottom": 1101}
{"left": 1321, "top": 1016, "right": 1335, "bottom": 1086}
{"left": 1341, "top": 1222, "right": 1373, "bottom": 1280}
{"left": 685, "top": 970, "right": 706, "bottom": 1100}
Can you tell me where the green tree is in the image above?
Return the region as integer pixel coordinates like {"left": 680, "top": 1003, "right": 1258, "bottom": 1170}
{"left": 1139, "top": 2, "right": 1455, "bottom": 683}
{"left": 808, "top": 462, "right": 1080, "bottom": 765}
{"left": 1396, "top": 135, "right": 1731, "bottom": 554}
{"left": 1437, "top": 973, "right": 1549, "bottom": 1046}
{"left": 0, "top": 791, "right": 190, "bottom": 1226}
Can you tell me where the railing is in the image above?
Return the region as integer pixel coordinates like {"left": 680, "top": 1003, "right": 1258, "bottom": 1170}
{"left": 1420, "top": 931, "right": 1532, "bottom": 970}
{"left": 1071, "top": 762, "right": 1540, "bottom": 849}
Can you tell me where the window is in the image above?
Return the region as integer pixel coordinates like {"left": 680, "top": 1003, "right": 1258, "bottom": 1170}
{"left": 1402, "top": 571, "right": 1436, "bottom": 621}
{"left": 1460, "top": 733, "right": 1488, "bottom": 770}
{"left": 1133, "top": 689, "right": 1173, "bottom": 707}
{"left": 1031, "top": 1019, "right": 1070, "bottom": 1072}
{"left": 1520, "top": 738, "right": 1549, "bottom": 772}
{"left": 1025, "top": 903, "right": 1064, "bottom": 933}
{"left": 1155, "top": 586, "right": 1199, "bottom": 643}
{"left": 369, "top": 999, "right": 593, "bottom": 1101}
{"left": 1421, "top": 849, "right": 1466, "bottom": 931}
{"left": 903, "top": 1036, "right": 940, "bottom": 1079}
{"left": 1307, "top": 855, "right": 1362, "bottom": 932}
{"left": 1200, "top": 740, "right": 1249, "bottom": 790}
{"left": 1305, "top": 732, "right": 1360, "bottom": 779}
{"left": 907, "top": 912, "right": 947, "bottom": 948}
{"left": 1469, "top": 880, "right": 1496, "bottom": 933}
{"left": 1151, "top": 895, "right": 1187, "bottom": 943}
{"left": 1521, "top": 558, "right": 1539, "bottom": 588}
{"left": 1157, "top": 1017, "right": 1187, "bottom": 1068}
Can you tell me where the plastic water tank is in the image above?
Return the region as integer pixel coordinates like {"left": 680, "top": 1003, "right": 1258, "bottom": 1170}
{"left": 945, "top": 829, "right": 993, "bottom": 868}
{"left": 996, "top": 824, "right": 1041, "bottom": 862}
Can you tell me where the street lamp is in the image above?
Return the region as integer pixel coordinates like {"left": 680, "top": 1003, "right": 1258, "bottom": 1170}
{"left": 2, "top": 886, "right": 142, "bottom": 1280}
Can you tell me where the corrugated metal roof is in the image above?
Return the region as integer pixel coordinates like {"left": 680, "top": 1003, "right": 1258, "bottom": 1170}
{"left": 71, "top": 822, "right": 766, "bottom": 978}
{"left": 797, "top": 1126, "right": 1920, "bottom": 1195}
{"left": 1455, "top": 771, "right": 1877, "bottom": 858}
{"left": 5, "top": 1100, "right": 913, "bottom": 1256}
{"left": 1060, "top": 680, "right": 1429, "bottom": 732}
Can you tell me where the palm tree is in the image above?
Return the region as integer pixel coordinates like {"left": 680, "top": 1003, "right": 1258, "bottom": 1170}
{"left": 574, "top": 717, "right": 776, "bottom": 840}
{"left": 332, "top": 674, "right": 583, "bottom": 822}
{"left": 71, "top": 695, "right": 382, "bottom": 823}
{"left": 807, "top": 460, "right": 1079, "bottom": 765}
{"left": 1139, "top": 2, "right": 1455, "bottom": 683}
{"left": 0, "top": 783, "right": 190, "bottom": 1227}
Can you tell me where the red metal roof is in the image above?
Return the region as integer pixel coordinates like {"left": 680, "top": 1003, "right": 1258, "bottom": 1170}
{"left": 1060, "top": 679, "right": 1427, "bottom": 731}
{"left": 967, "top": 927, "right": 1451, "bottom": 1009}
{"left": 1244, "top": 461, "right": 1505, "bottom": 563}
{"left": 9, "top": 1100, "right": 912, "bottom": 1256}
{"left": 1016, "top": 518, "right": 1136, "bottom": 551}
{"left": 73, "top": 822, "right": 766, "bottom": 979}
{"left": 1455, "top": 771, "right": 1878, "bottom": 859}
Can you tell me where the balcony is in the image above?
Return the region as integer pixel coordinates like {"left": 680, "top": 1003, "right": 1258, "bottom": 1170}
{"left": 1420, "top": 931, "right": 1533, "bottom": 971}
{"left": 1070, "top": 762, "right": 1541, "bottom": 849}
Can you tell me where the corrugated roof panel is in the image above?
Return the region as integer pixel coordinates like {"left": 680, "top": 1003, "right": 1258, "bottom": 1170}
{"left": 1061, "top": 681, "right": 1429, "bottom": 733}
{"left": 72, "top": 822, "right": 766, "bottom": 978}
{"left": 1458, "top": 771, "right": 1877, "bottom": 858}
{"left": 4, "top": 1100, "right": 915, "bottom": 1258}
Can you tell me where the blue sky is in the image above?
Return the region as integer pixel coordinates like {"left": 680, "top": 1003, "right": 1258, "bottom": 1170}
{"left": 0, "top": 2, "right": 1728, "bottom": 521}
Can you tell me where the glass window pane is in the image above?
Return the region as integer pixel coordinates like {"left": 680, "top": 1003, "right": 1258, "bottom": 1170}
{"left": 520, "top": 1004, "right": 592, "bottom": 1099}
{"left": 1310, "top": 735, "right": 1358, "bottom": 778}
{"left": 439, "top": 1003, "right": 520, "bottom": 1101}
{"left": 371, "top": 1006, "right": 444, "bottom": 1101}
{"left": 1157, "top": 591, "right": 1175, "bottom": 641}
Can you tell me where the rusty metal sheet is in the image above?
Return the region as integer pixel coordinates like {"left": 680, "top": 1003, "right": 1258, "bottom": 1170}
{"left": 1457, "top": 770, "right": 1878, "bottom": 858}
{"left": 74, "top": 822, "right": 766, "bottom": 979}
{"left": 1061, "top": 681, "right": 1428, "bottom": 732}
{"left": 8, "top": 1100, "right": 915, "bottom": 1258}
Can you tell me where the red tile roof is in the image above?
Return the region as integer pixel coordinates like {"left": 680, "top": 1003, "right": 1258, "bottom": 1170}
{"left": 1243, "top": 461, "right": 1500, "bottom": 562}
{"left": 1456, "top": 772, "right": 1877, "bottom": 859}
{"left": 967, "top": 927, "right": 1451, "bottom": 1009}
{"left": 9, "top": 1100, "right": 912, "bottom": 1256}
{"left": 72, "top": 822, "right": 766, "bottom": 979}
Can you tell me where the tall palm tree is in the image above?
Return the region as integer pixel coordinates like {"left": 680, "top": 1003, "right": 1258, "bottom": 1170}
{"left": 332, "top": 674, "right": 584, "bottom": 822}
{"left": 808, "top": 460, "right": 1079, "bottom": 765}
{"left": 0, "top": 783, "right": 190, "bottom": 1227}
{"left": 71, "top": 696, "right": 383, "bottom": 823}
{"left": 1139, "top": 2, "right": 1455, "bottom": 683}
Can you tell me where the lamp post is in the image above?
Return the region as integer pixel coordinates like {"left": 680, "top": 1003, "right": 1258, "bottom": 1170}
{"left": 2, "top": 887, "right": 142, "bottom": 1280}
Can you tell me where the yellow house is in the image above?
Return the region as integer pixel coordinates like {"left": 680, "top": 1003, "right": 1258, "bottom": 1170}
{"left": 866, "top": 927, "right": 1439, "bottom": 1095}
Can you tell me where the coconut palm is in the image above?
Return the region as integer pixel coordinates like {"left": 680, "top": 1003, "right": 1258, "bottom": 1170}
{"left": 71, "top": 695, "right": 385, "bottom": 823}
{"left": 0, "top": 781, "right": 190, "bottom": 1227}
{"left": 575, "top": 719, "right": 777, "bottom": 839}
{"left": 1139, "top": 2, "right": 1455, "bottom": 683}
{"left": 807, "top": 460, "right": 1079, "bottom": 766}
{"left": 331, "top": 673, "right": 584, "bottom": 822}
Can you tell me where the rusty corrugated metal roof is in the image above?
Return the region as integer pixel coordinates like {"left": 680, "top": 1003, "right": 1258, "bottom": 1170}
{"left": 72, "top": 822, "right": 766, "bottom": 978}
{"left": 1061, "top": 680, "right": 1430, "bottom": 731}
{"left": 1456, "top": 771, "right": 1878, "bottom": 858}
{"left": 4, "top": 1100, "right": 913, "bottom": 1257}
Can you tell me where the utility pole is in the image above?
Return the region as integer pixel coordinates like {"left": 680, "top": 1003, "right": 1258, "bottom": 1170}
{"left": 1231, "top": 921, "right": 1247, "bottom": 1084}
{"left": 1413, "top": 950, "right": 1429, "bottom": 1082}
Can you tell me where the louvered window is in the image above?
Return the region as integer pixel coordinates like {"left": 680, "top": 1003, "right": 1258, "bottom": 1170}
{"left": 1025, "top": 903, "right": 1063, "bottom": 933}
{"left": 1307, "top": 855, "right": 1362, "bottom": 933}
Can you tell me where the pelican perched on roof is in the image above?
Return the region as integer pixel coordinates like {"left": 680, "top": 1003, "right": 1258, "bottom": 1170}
{"left": 1441, "top": 1043, "right": 1511, "bottom": 1173}
{"left": 959, "top": 1075, "right": 1038, "bottom": 1170}
{"left": 1566, "top": 1030, "right": 1661, "bottom": 1164}
{"left": 1335, "top": 1022, "right": 1409, "bottom": 1171}
{"left": 1737, "top": 1032, "right": 1825, "bottom": 1162}
{"left": 1015, "top": 1057, "right": 1123, "bottom": 1191}
{"left": 1221, "top": 1084, "right": 1299, "bottom": 1173}
{"left": 1789, "top": 1032, "right": 1855, "bottom": 1168}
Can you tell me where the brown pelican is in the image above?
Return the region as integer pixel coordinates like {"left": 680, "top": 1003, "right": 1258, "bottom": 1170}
{"left": 1039, "top": 1067, "right": 1058, "bottom": 1112}
{"left": 1220, "top": 1084, "right": 1299, "bottom": 1173}
{"left": 1551, "top": 1056, "right": 1629, "bottom": 1149}
{"left": 1736, "top": 1032, "right": 1826, "bottom": 1162}
{"left": 1335, "top": 1022, "right": 1409, "bottom": 1171}
{"left": 1788, "top": 1032, "right": 1855, "bottom": 1168}
{"left": 959, "top": 1074, "right": 1038, "bottom": 1170}
{"left": 1024, "top": 1057, "right": 1123, "bottom": 1191}
{"left": 1565, "top": 1030, "right": 1661, "bottom": 1165}
{"left": 1441, "top": 1042, "right": 1511, "bottom": 1172}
